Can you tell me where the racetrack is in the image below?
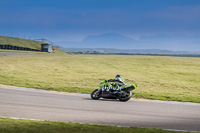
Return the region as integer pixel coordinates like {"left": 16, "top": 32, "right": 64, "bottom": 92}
{"left": 0, "top": 85, "right": 200, "bottom": 132}
{"left": 0, "top": 52, "right": 33, "bottom": 56}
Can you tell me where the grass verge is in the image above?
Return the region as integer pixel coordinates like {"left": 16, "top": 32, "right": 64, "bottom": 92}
{"left": 0, "top": 117, "right": 194, "bottom": 133}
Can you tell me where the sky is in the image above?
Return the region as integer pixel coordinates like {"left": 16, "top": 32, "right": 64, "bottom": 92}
{"left": 0, "top": 0, "right": 200, "bottom": 48}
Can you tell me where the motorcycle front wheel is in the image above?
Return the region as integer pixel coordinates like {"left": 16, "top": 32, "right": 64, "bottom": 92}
{"left": 118, "top": 91, "right": 132, "bottom": 102}
{"left": 91, "top": 89, "right": 101, "bottom": 100}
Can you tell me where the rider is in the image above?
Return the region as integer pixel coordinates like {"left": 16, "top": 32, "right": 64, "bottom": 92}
{"left": 105, "top": 75, "right": 125, "bottom": 91}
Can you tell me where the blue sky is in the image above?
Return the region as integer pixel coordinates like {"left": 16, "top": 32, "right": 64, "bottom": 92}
{"left": 0, "top": 0, "right": 200, "bottom": 44}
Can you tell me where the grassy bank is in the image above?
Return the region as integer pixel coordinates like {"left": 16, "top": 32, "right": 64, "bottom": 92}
{"left": 0, "top": 117, "right": 193, "bottom": 133}
{"left": 0, "top": 35, "right": 65, "bottom": 54}
{"left": 0, "top": 53, "right": 200, "bottom": 102}
{"left": 0, "top": 36, "right": 41, "bottom": 49}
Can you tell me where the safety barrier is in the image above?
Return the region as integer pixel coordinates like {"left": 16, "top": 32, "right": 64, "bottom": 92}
{"left": 0, "top": 44, "right": 40, "bottom": 51}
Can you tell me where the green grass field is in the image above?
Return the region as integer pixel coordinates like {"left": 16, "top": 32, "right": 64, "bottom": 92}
{"left": 0, "top": 52, "right": 200, "bottom": 103}
{"left": 0, "top": 117, "right": 193, "bottom": 133}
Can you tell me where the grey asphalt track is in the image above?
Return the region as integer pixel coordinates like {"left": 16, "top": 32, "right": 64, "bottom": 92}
{"left": 0, "top": 52, "right": 33, "bottom": 56}
{"left": 0, "top": 85, "right": 200, "bottom": 132}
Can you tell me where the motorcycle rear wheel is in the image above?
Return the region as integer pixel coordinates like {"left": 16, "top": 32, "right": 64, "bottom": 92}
{"left": 91, "top": 89, "right": 101, "bottom": 100}
{"left": 118, "top": 91, "right": 132, "bottom": 102}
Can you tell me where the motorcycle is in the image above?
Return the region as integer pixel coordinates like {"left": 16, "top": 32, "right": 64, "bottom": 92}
{"left": 91, "top": 80, "right": 137, "bottom": 102}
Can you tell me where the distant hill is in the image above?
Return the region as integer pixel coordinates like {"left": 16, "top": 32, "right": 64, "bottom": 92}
{"left": 0, "top": 36, "right": 42, "bottom": 50}
{"left": 56, "top": 33, "right": 200, "bottom": 52}
{"left": 0, "top": 36, "right": 66, "bottom": 54}
{"left": 56, "top": 33, "right": 136, "bottom": 49}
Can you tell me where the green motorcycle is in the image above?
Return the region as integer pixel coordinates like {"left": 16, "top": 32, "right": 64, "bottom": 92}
{"left": 91, "top": 80, "right": 137, "bottom": 102}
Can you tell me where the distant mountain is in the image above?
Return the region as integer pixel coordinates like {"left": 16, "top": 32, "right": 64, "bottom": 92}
{"left": 56, "top": 33, "right": 137, "bottom": 49}
{"left": 56, "top": 33, "right": 200, "bottom": 52}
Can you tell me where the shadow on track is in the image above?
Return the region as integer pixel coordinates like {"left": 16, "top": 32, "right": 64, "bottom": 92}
{"left": 82, "top": 97, "right": 120, "bottom": 102}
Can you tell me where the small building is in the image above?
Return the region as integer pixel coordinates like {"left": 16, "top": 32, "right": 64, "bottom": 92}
{"left": 41, "top": 43, "right": 53, "bottom": 53}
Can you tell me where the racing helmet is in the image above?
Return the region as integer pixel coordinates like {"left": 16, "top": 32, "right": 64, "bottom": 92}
{"left": 115, "top": 74, "right": 121, "bottom": 78}
{"left": 115, "top": 74, "right": 125, "bottom": 83}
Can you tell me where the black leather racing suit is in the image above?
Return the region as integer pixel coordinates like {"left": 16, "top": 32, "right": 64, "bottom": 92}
{"left": 105, "top": 78, "right": 125, "bottom": 91}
